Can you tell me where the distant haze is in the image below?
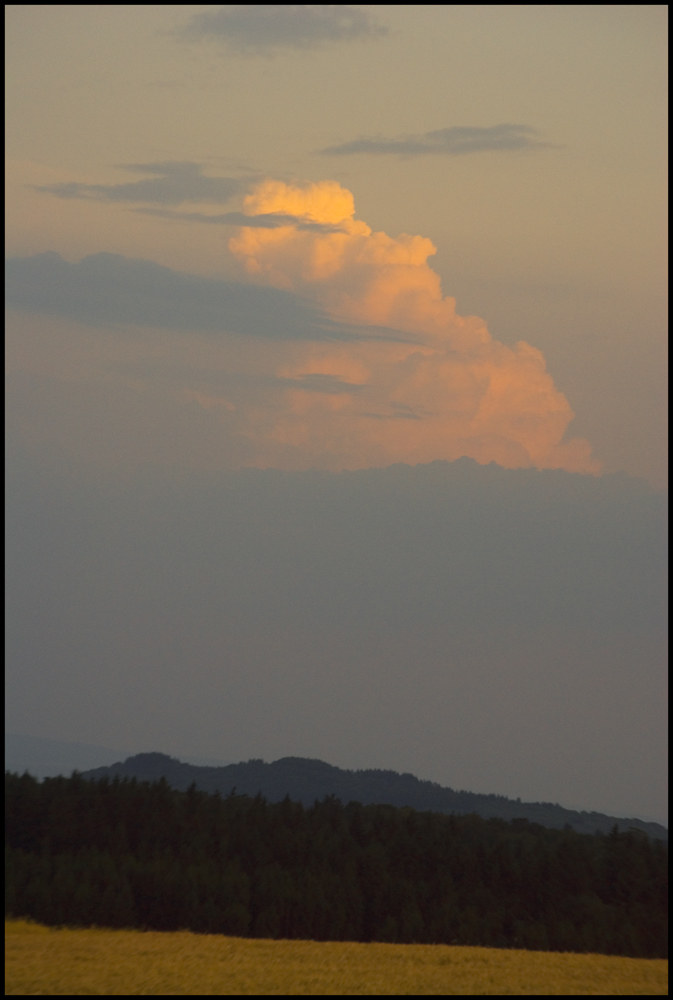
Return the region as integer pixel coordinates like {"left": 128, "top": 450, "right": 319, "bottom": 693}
{"left": 6, "top": 454, "right": 666, "bottom": 825}
{"left": 4, "top": 733, "right": 230, "bottom": 777}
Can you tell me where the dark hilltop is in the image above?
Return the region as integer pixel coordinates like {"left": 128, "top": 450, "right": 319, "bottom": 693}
{"left": 80, "top": 753, "right": 667, "bottom": 840}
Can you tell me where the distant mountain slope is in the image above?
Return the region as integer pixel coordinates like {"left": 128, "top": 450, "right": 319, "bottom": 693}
{"left": 78, "top": 753, "right": 668, "bottom": 840}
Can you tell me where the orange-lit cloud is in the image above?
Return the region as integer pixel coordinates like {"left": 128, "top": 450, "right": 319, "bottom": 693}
{"left": 227, "top": 180, "right": 599, "bottom": 474}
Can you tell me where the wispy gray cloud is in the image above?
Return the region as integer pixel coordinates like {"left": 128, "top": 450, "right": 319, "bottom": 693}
{"left": 137, "top": 207, "right": 348, "bottom": 233}
{"left": 361, "top": 399, "right": 435, "bottom": 421}
{"left": 320, "top": 124, "right": 554, "bottom": 157}
{"left": 31, "top": 162, "right": 245, "bottom": 206}
{"left": 110, "top": 362, "right": 367, "bottom": 396}
{"left": 277, "top": 372, "right": 365, "bottom": 394}
{"left": 362, "top": 412, "right": 423, "bottom": 420}
{"left": 4, "top": 252, "right": 404, "bottom": 343}
{"left": 179, "top": 5, "right": 388, "bottom": 55}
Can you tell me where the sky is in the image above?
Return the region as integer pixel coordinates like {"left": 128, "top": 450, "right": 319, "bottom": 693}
{"left": 5, "top": 6, "right": 668, "bottom": 823}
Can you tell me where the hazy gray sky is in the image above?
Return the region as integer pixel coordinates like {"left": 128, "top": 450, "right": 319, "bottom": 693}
{"left": 6, "top": 454, "right": 667, "bottom": 822}
{"left": 5, "top": 6, "right": 667, "bottom": 823}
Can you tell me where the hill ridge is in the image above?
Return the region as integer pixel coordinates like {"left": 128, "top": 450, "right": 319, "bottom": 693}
{"left": 76, "top": 752, "right": 668, "bottom": 840}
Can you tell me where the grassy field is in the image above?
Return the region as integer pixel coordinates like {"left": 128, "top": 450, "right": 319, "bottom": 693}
{"left": 5, "top": 920, "right": 668, "bottom": 995}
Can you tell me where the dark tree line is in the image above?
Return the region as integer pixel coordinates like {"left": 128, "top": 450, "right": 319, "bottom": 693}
{"left": 5, "top": 771, "right": 667, "bottom": 957}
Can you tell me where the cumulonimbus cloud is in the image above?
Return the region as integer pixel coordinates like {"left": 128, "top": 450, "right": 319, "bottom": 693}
{"left": 179, "top": 4, "right": 388, "bottom": 54}
{"left": 320, "top": 124, "right": 553, "bottom": 157}
{"left": 31, "top": 162, "right": 245, "bottom": 206}
{"left": 9, "top": 175, "right": 600, "bottom": 476}
{"left": 223, "top": 179, "right": 599, "bottom": 475}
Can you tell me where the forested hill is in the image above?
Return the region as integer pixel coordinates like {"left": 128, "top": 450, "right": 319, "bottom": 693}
{"left": 6, "top": 771, "right": 668, "bottom": 957}
{"left": 79, "top": 754, "right": 667, "bottom": 841}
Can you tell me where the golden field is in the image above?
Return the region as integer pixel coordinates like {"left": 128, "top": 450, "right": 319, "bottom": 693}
{"left": 5, "top": 920, "right": 668, "bottom": 995}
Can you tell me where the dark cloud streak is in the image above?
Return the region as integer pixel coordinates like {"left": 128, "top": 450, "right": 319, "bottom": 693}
{"left": 137, "top": 207, "right": 348, "bottom": 233}
{"left": 320, "top": 124, "right": 554, "bottom": 157}
{"left": 32, "top": 162, "right": 245, "bottom": 206}
{"left": 179, "top": 4, "right": 388, "bottom": 54}
{"left": 5, "top": 252, "right": 406, "bottom": 343}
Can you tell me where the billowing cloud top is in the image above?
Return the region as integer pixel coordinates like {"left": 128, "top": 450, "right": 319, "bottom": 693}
{"left": 320, "top": 124, "right": 553, "bottom": 157}
{"left": 224, "top": 179, "right": 599, "bottom": 474}
{"left": 179, "top": 5, "right": 388, "bottom": 55}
